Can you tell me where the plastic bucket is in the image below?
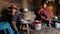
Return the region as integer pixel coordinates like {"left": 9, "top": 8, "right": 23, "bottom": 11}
{"left": 34, "top": 20, "right": 42, "bottom": 30}
{"left": 34, "top": 24, "right": 41, "bottom": 30}
{"left": 55, "top": 23, "right": 60, "bottom": 29}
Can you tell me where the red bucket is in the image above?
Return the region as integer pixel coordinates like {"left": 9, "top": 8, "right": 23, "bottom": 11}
{"left": 34, "top": 20, "right": 42, "bottom": 24}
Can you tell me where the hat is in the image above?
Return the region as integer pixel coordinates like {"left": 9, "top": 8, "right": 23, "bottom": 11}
{"left": 11, "top": 4, "right": 17, "bottom": 10}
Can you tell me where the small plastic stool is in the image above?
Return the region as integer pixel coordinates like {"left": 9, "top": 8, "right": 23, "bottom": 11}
{"left": 0, "top": 22, "right": 14, "bottom": 34}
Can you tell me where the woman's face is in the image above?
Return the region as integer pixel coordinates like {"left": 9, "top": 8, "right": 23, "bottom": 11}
{"left": 43, "top": 3, "right": 47, "bottom": 8}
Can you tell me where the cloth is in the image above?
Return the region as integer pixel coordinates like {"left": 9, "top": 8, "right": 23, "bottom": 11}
{"left": 23, "top": 11, "right": 36, "bottom": 22}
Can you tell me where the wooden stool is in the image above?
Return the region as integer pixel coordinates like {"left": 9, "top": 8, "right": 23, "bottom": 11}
{"left": 20, "top": 23, "right": 30, "bottom": 34}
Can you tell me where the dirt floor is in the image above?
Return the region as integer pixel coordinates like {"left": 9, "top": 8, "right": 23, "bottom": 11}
{"left": 21, "top": 26, "right": 60, "bottom": 34}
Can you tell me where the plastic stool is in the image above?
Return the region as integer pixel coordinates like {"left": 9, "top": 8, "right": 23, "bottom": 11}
{"left": 0, "top": 22, "right": 14, "bottom": 34}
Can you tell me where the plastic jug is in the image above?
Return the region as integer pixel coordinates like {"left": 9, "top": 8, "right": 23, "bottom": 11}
{"left": 55, "top": 23, "right": 60, "bottom": 29}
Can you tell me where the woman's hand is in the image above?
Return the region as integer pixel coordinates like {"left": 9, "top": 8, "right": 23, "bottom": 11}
{"left": 41, "top": 16, "right": 46, "bottom": 19}
{"left": 41, "top": 8, "right": 43, "bottom": 11}
{"left": 38, "top": 8, "right": 43, "bottom": 14}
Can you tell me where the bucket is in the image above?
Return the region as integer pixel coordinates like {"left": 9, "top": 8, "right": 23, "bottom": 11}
{"left": 55, "top": 23, "right": 60, "bottom": 29}
{"left": 34, "top": 20, "right": 42, "bottom": 30}
{"left": 35, "top": 24, "right": 41, "bottom": 30}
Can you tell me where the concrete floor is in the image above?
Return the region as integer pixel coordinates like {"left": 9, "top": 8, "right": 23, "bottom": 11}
{"left": 21, "top": 26, "right": 60, "bottom": 34}
{"left": 0, "top": 26, "right": 60, "bottom": 34}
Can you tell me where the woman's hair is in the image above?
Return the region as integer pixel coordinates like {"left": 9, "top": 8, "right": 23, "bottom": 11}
{"left": 42, "top": 2, "right": 48, "bottom": 6}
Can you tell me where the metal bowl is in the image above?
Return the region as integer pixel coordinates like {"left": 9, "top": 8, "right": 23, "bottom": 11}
{"left": 20, "top": 19, "right": 29, "bottom": 24}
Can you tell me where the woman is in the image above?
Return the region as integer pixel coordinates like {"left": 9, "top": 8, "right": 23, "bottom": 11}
{"left": 38, "top": 3, "right": 52, "bottom": 27}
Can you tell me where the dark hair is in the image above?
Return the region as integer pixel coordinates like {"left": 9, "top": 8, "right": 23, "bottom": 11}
{"left": 42, "top": 2, "right": 48, "bottom": 6}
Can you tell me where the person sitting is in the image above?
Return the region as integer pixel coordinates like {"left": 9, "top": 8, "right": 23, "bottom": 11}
{"left": 10, "top": 4, "right": 20, "bottom": 34}
{"left": 38, "top": 3, "right": 53, "bottom": 27}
